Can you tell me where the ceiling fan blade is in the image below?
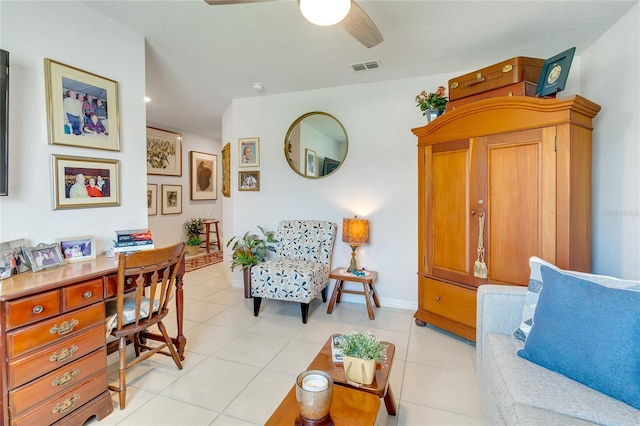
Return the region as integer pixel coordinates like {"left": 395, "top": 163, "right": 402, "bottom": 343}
{"left": 340, "top": 1, "right": 383, "bottom": 48}
{"left": 204, "top": 0, "right": 274, "bottom": 5}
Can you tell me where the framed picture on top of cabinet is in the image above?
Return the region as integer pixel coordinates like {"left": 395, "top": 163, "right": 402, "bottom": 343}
{"left": 239, "top": 137, "right": 259, "bottom": 167}
{"left": 51, "top": 154, "right": 119, "bottom": 210}
{"left": 147, "top": 184, "right": 157, "bottom": 215}
{"left": 44, "top": 58, "right": 120, "bottom": 151}
{"left": 56, "top": 235, "right": 96, "bottom": 263}
{"left": 146, "top": 126, "right": 182, "bottom": 176}
{"left": 535, "top": 47, "right": 576, "bottom": 97}
{"left": 0, "top": 239, "right": 31, "bottom": 279}
{"left": 24, "top": 242, "right": 66, "bottom": 272}
{"left": 190, "top": 151, "right": 217, "bottom": 200}
{"left": 161, "top": 184, "right": 182, "bottom": 214}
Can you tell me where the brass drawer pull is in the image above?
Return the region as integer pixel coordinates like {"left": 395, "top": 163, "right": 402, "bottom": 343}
{"left": 83, "top": 290, "right": 93, "bottom": 299}
{"left": 49, "top": 318, "right": 79, "bottom": 335}
{"left": 51, "top": 368, "right": 80, "bottom": 387}
{"left": 33, "top": 305, "right": 44, "bottom": 314}
{"left": 51, "top": 394, "right": 80, "bottom": 414}
{"left": 48, "top": 345, "right": 78, "bottom": 363}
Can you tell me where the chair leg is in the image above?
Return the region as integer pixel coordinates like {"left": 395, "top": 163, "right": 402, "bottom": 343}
{"left": 253, "top": 297, "right": 262, "bottom": 317}
{"left": 107, "top": 336, "right": 128, "bottom": 409}
{"left": 300, "top": 303, "right": 309, "bottom": 323}
{"left": 157, "top": 320, "right": 183, "bottom": 370}
{"left": 321, "top": 286, "right": 328, "bottom": 303}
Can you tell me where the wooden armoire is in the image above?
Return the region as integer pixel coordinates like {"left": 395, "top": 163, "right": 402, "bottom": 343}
{"left": 412, "top": 95, "right": 600, "bottom": 340}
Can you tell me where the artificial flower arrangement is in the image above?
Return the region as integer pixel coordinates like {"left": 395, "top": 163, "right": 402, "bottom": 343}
{"left": 415, "top": 86, "right": 448, "bottom": 115}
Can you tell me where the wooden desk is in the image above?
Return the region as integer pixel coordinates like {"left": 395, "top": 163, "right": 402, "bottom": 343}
{"left": 265, "top": 383, "right": 380, "bottom": 425}
{"left": 0, "top": 255, "right": 187, "bottom": 426}
{"left": 327, "top": 268, "right": 380, "bottom": 319}
{"left": 201, "top": 219, "right": 221, "bottom": 253}
{"left": 307, "top": 335, "right": 397, "bottom": 415}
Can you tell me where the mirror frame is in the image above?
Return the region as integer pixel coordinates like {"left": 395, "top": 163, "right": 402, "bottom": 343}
{"left": 284, "top": 111, "right": 348, "bottom": 179}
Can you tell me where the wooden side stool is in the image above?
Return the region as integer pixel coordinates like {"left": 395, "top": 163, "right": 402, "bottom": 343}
{"left": 327, "top": 268, "right": 380, "bottom": 320}
{"left": 201, "top": 219, "right": 221, "bottom": 253}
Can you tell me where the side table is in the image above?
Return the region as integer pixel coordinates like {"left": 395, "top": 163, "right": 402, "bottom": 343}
{"left": 327, "top": 267, "right": 380, "bottom": 320}
{"left": 201, "top": 219, "right": 221, "bottom": 253}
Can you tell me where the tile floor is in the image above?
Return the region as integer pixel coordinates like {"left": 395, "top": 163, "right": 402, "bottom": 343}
{"left": 94, "top": 262, "right": 485, "bottom": 425}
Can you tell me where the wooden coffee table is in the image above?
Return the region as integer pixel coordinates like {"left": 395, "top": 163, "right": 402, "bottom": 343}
{"left": 307, "top": 334, "right": 397, "bottom": 415}
{"left": 265, "top": 384, "right": 380, "bottom": 425}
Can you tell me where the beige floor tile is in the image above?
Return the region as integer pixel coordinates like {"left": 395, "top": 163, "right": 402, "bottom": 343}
{"left": 407, "top": 326, "right": 476, "bottom": 373}
{"left": 394, "top": 400, "right": 485, "bottom": 425}
{"left": 203, "top": 287, "right": 246, "bottom": 305}
{"left": 210, "top": 414, "right": 259, "bottom": 425}
{"left": 265, "top": 339, "right": 324, "bottom": 375}
{"left": 184, "top": 322, "right": 243, "bottom": 355}
{"left": 116, "top": 394, "right": 219, "bottom": 425}
{"left": 206, "top": 306, "right": 262, "bottom": 330}
{"left": 211, "top": 331, "right": 288, "bottom": 367}
{"left": 182, "top": 300, "right": 230, "bottom": 323}
{"left": 245, "top": 312, "right": 305, "bottom": 340}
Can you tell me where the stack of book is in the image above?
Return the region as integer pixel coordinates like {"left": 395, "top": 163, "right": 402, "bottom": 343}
{"left": 113, "top": 229, "right": 154, "bottom": 255}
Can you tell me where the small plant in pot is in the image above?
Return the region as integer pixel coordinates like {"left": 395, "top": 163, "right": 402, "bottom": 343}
{"left": 227, "top": 226, "right": 277, "bottom": 297}
{"left": 341, "top": 330, "right": 387, "bottom": 385}
{"left": 184, "top": 218, "right": 204, "bottom": 256}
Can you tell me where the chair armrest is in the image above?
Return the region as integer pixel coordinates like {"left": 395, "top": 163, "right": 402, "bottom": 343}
{"left": 476, "top": 284, "right": 527, "bottom": 360}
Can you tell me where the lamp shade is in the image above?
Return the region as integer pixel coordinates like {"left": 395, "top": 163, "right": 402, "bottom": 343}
{"left": 342, "top": 217, "right": 369, "bottom": 244}
{"left": 299, "top": 0, "right": 351, "bottom": 26}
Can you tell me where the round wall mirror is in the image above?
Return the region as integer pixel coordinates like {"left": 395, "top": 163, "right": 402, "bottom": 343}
{"left": 284, "top": 112, "right": 348, "bottom": 178}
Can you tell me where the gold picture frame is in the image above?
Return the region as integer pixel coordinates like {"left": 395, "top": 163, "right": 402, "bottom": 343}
{"left": 190, "top": 151, "right": 217, "bottom": 200}
{"left": 52, "top": 154, "right": 119, "bottom": 210}
{"left": 222, "top": 142, "right": 231, "bottom": 197}
{"left": 44, "top": 58, "right": 120, "bottom": 151}
{"left": 239, "top": 171, "right": 260, "bottom": 191}
{"left": 146, "top": 126, "right": 182, "bottom": 176}
{"left": 161, "top": 184, "right": 182, "bottom": 214}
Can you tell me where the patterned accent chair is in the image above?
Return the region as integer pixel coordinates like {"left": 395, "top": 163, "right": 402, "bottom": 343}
{"left": 251, "top": 220, "right": 337, "bottom": 323}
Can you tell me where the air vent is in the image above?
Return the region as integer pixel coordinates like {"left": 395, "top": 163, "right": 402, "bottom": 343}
{"left": 350, "top": 59, "right": 382, "bottom": 72}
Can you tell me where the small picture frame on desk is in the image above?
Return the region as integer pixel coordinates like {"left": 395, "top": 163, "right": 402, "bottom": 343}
{"left": 56, "top": 235, "right": 96, "bottom": 263}
{"left": 24, "top": 242, "right": 66, "bottom": 272}
{"left": 0, "top": 239, "right": 31, "bottom": 279}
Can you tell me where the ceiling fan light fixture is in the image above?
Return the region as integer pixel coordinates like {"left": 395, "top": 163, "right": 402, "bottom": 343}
{"left": 299, "top": 0, "right": 351, "bottom": 26}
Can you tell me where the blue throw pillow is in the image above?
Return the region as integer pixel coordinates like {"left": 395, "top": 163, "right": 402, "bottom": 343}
{"left": 517, "top": 266, "right": 640, "bottom": 409}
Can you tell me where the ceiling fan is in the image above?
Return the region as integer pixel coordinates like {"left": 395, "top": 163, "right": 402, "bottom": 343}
{"left": 203, "top": 0, "right": 384, "bottom": 48}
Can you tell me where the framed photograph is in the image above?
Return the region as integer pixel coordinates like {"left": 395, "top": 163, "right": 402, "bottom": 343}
{"left": 147, "top": 126, "right": 182, "bottom": 176}
{"left": 305, "top": 149, "right": 317, "bottom": 177}
{"left": 535, "top": 47, "right": 576, "bottom": 97}
{"left": 238, "top": 137, "right": 260, "bottom": 167}
{"left": 0, "top": 239, "right": 30, "bottom": 280}
{"left": 323, "top": 157, "right": 341, "bottom": 176}
{"left": 147, "top": 184, "right": 157, "bottom": 215}
{"left": 238, "top": 171, "right": 260, "bottom": 191}
{"left": 56, "top": 236, "right": 96, "bottom": 263}
{"left": 222, "top": 142, "right": 231, "bottom": 197}
{"left": 190, "top": 151, "right": 217, "bottom": 200}
{"left": 161, "top": 184, "right": 182, "bottom": 214}
{"left": 44, "top": 58, "right": 120, "bottom": 151}
{"left": 24, "top": 242, "right": 66, "bottom": 272}
{"left": 52, "top": 154, "right": 119, "bottom": 210}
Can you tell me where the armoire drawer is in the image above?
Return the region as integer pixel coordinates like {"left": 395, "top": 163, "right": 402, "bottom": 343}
{"left": 9, "top": 348, "right": 105, "bottom": 416}
{"left": 6, "top": 302, "right": 104, "bottom": 359}
{"left": 8, "top": 325, "right": 105, "bottom": 389}
{"left": 420, "top": 277, "right": 477, "bottom": 328}
{"left": 5, "top": 290, "right": 60, "bottom": 331}
{"left": 11, "top": 370, "right": 107, "bottom": 426}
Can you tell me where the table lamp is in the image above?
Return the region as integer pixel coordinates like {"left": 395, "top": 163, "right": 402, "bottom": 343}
{"left": 342, "top": 216, "right": 369, "bottom": 273}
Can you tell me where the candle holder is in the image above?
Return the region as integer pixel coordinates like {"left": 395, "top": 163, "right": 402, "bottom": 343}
{"left": 295, "top": 370, "right": 334, "bottom": 426}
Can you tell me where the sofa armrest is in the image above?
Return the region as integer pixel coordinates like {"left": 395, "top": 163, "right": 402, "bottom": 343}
{"left": 476, "top": 284, "right": 527, "bottom": 360}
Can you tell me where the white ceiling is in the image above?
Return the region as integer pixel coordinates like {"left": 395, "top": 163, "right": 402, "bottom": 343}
{"left": 82, "top": 0, "right": 637, "bottom": 140}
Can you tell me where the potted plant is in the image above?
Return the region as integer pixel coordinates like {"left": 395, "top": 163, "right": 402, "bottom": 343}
{"left": 184, "top": 218, "right": 204, "bottom": 256}
{"left": 227, "top": 226, "right": 277, "bottom": 297}
{"left": 340, "top": 330, "right": 387, "bottom": 385}
{"left": 415, "top": 85, "right": 448, "bottom": 122}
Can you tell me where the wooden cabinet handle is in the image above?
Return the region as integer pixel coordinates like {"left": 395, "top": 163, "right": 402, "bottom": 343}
{"left": 51, "top": 368, "right": 79, "bottom": 387}
{"left": 49, "top": 318, "right": 79, "bottom": 335}
{"left": 51, "top": 394, "right": 80, "bottom": 414}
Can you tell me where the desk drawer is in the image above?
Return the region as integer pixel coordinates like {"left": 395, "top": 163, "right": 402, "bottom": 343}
{"left": 5, "top": 290, "right": 60, "bottom": 330}
{"left": 6, "top": 302, "right": 104, "bottom": 359}
{"left": 420, "top": 277, "right": 477, "bottom": 328}
{"left": 9, "top": 348, "right": 105, "bottom": 416}
{"left": 63, "top": 278, "right": 104, "bottom": 311}
{"left": 8, "top": 325, "right": 105, "bottom": 388}
{"left": 11, "top": 370, "right": 107, "bottom": 426}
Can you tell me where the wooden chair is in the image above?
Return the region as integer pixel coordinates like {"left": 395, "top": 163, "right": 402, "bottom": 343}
{"left": 107, "top": 242, "right": 186, "bottom": 409}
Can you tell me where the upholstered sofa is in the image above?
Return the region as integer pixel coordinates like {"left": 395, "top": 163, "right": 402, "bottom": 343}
{"left": 476, "top": 258, "right": 640, "bottom": 425}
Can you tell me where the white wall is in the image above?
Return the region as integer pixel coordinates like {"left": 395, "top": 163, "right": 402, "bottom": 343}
{"left": 147, "top": 128, "right": 222, "bottom": 248}
{"left": 0, "top": 1, "right": 146, "bottom": 254}
{"left": 581, "top": 3, "right": 640, "bottom": 280}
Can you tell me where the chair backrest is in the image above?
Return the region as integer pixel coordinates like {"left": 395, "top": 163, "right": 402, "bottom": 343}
{"left": 275, "top": 220, "right": 337, "bottom": 264}
{"left": 114, "top": 242, "right": 185, "bottom": 330}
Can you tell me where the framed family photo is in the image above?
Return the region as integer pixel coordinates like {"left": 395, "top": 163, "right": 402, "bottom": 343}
{"left": 222, "top": 143, "right": 231, "bottom": 197}
{"left": 147, "top": 184, "right": 157, "bottom": 215}
{"left": 44, "top": 58, "right": 120, "bottom": 151}
{"left": 147, "top": 126, "right": 182, "bottom": 176}
{"left": 238, "top": 137, "right": 259, "bottom": 167}
{"left": 24, "top": 242, "right": 66, "bottom": 272}
{"left": 56, "top": 236, "right": 96, "bottom": 263}
{"left": 0, "top": 238, "right": 30, "bottom": 280}
{"left": 161, "top": 184, "right": 182, "bottom": 214}
{"left": 239, "top": 171, "right": 260, "bottom": 191}
{"left": 52, "top": 155, "right": 119, "bottom": 210}
{"left": 190, "top": 151, "right": 217, "bottom": 200}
